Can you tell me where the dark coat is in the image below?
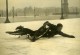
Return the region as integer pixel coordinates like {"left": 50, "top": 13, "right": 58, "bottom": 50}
{"left": 34, "top": 22, "right": 75, "bottom": 38}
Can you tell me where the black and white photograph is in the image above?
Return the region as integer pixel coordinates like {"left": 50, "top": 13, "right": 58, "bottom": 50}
{"left": 0, "top": 0, "right": 80, "bottom": 55}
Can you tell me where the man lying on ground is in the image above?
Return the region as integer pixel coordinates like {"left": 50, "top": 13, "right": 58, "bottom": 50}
{"left": 6, "top": 21, "right": 75, "bottom": 42}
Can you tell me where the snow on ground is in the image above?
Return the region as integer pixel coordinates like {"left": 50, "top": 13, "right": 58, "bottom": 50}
{"left": 0, "top": 15, "right": 60, "bottom": 23}
{"left": 0, "top": 18, "right": 80, "bottom": 55}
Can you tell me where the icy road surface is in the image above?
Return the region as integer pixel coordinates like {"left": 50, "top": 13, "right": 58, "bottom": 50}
{"left": 0, "top": 18, "right": 80, "bottom": 55}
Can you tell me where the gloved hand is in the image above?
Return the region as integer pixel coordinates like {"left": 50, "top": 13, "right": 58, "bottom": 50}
{"left": 69, "top": 35, "right": 75, "bottom": 38}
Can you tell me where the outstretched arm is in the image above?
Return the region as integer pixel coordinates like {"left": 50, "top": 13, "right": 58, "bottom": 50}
{"left": 58, "top": 31, "right": 75, "bottom": 38}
